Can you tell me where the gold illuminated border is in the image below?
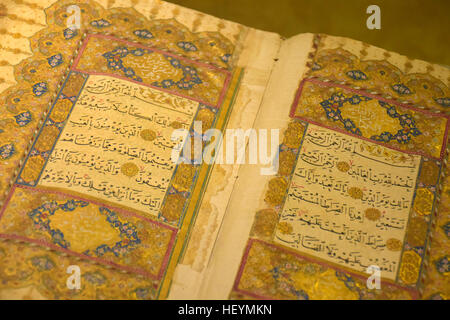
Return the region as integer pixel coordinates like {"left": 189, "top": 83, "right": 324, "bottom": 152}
{"left": 0, "top": 31, "right": 242, "bottom": 299}
{"left": 232, "top": 78, "right": 449, "bottom": 299}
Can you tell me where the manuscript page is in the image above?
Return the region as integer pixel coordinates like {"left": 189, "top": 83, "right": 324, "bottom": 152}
{"left": 198, "top": 33, "right": 450, "bottom": 300}
{"left": 0, "top": 0, "right": 282, "bottom": 300}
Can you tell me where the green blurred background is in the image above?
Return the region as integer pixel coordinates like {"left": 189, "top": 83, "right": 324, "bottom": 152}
{"left": 168, "top": 0, "right": 450, "bottom": 66}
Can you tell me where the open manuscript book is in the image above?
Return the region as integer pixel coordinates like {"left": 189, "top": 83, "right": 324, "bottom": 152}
{"left": 0, "top": 0, "right": 448, "bottom": 300}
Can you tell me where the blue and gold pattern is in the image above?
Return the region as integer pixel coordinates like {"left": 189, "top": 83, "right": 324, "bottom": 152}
{"left": 442, "top": 222, "right": 450, "bottom": 238}
{"left": 435, "top": 256, "right": 449, "bottom": 276}
{"left": 319, "top": 92, "right": 371, "bottom": 135}
{"left": 28, "top": 199, "right": 90, "bottom": 249}
{"left": 177, "top": 41, "right": 198, "bottom": 52}
{"left": 0, "top": 143, "right": 15, "bottom": 160}
{"left": 320, "top": 92, "right": 421, "bottom": 143}
{"left": 292, "top": 79, "right": 446, "bottom": 159}
{"left": 47, "top": 53, "right": 63, "bottom": 68}
{"left": 32, "top": 82, "right": 48, "bottom": 96}
{"left": 28, "top": 200, "right": 142, "bottom": 258}
{"left": 371, "top": 101, "right": 422, "bottom": 144}
{"left": 90, "top": 18, "right": 111, "bottom": 28}
{"left": 151, "top": 55, "right": 202, "bottom": 90}
{"left": 346, "top": 70, "right": 368, "bottom": 81}
{"left": 101, "top": 45, "right": 203, "bottom": 89}
{"left": 14, "top": 111, "right": 32, "bottom": 127}
{"left": 309, "top": 45, "right": 450, "bottom": 112}
{"left": 102, "top": 46, "right": 153, "bottom": 82}
{"left": 392, "top": 83, "right": 412, "bottom": 95}
{"left": 133, "top": 29, "right": 154, "bottom": 39}
{"left": 16, "top": 71, "right": 87, "bottom": 186}
{"left": 86, "top": 207, "right": 141, "bottom": 258}
{"left": 63, "top": 27, "right": 78, "bottom": 40}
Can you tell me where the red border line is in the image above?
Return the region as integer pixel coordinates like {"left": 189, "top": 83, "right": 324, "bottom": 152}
{"left": 233, "top": 238, "right": 419, "bottom": 300}
{"left": 289, "top": 78, "right": 450, "bottom": 161}
{"left": 0, "top": 184, "right": 177, "bottom": 280}
{"left": 71, "top": 33, "right": 232, "bottom": 109}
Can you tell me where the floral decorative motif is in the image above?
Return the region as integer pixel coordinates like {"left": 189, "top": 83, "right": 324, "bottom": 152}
{"left": 406, "top": 217, "right": 429, "bottom": 247}
{"left": 133, "top": 29, "right": 154, "bottom": 39}
{"left": 308, "top": 43, "right": 450, "bottom": 112}
{"left": 293, "top": 80, "right": 447, "bottom": 159}
{"left": 85, "top": 207, "right": 141, "bottom": 258}
{"left": 348, "top": 186, "right": 364, "bottom": 199}
{"left": 336, "top": 161, "right": 351, "bottom": 172}
{"left": 370, "top": 101, "right": 421, "bottom": 144}
{"left": 419, "top": 160, "right": 440, "bottom": 186}
{"left": 311, "top": 62, "right": 321, "bottom": 71}
{"left": 30, "top": 256, "right": 55, "bottom": 271}
{"left": 221, "top": 53, "right": 232, "bottom": 63}
{"left": 195, "top": 107, "right": 216, "bottom": 133}
{"left": 14, "top": 111, "right": 32, "bottom": 126}
{"left": 102, "top": 46, "right": 153, "bottom": 82}
{"left": 346, "top": 70, "right": 368, "bottom": 80}
{"left": 90, "top": 18, "right": 111, "bottom": 28}
{"left": 320, "top": 92, "right": 422, "bottom": 143}
{"left": 434, "top": 97, "right": 450, "bottom": 107}
{"left": 172, "top": 163, "right": 197, "bottom": 192}
{"left": 160, "top": 192, "right": 186, "bottom": 223}
{"left": 120, "top": 162, "right": 140, "bottom": 177}
{"left": 177, "top": 41, "right": 198, "bottom": 52}
{"left": 434, "top": 256, "right": 449, "bottom": 275}
{"left": 63, "top": 27, "right": 78, "bottom": 40}
{"left": 34, "top": 125, "right": 61, "bottom": 152}
{"left": 32, "top": 82, "right": 48, "bottom": 96}
{"left": 159, "top": 107, "right": 216, "bottom": 225}
{"left": 27, "top": 200, "right": 141, "bottom": 257}
{"left": 133, "top": 287, "right": 155, "bottom": 300}
{"left": 47, "top": 53, "right": 63, "bottom": 67}
{"left": 282, "top": 121, "right": 305, "bottom": 149}
{"left": 28, "top": 199, "right": 90, "bottom": 249}
{"left": 398, "top": 250, "right": 421, "bottom": 285}
{"left": 278, "top": 150, "right": 296, "bottom": 176}
{"left": 320, "top": 92, "right": 371, "bottom": 135}
{"left": 413, "top": 188, "right": 434, "bottom": 216}
{"left": 151, "top": 55, "right": 202, "bottom": 90}
{"left": 234, "top": 240, "right": 412, "bottom": 300}
{"left": 83, "top": 271, "right": 106, "bottom": 285}
{"left": 442, "top": 222, "right": 450, "bottom": 238}
{"left": 269, "top": 264, "right": 309, "bottom": 300}
{"left": 18, "top": 155, "right": 46, "bottom": 184}
{"left": 75, "top": 34, "right": 230, "bottom": 106}
{"left": 61, "top": 71, "right": 87, "bottom": 97}
{"left": 335, "top": 271, "right": 378, "bottom": 300}
{"left": 0, "top": 143, "right": 15, "bottom": 159}
{"left": 392, "top": 83, "right": 412, "bottom": 95}
{"left": 0, "top": 240, "right": 158, "bottom": 300}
